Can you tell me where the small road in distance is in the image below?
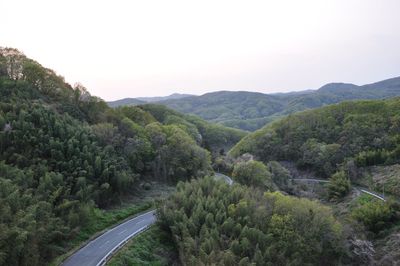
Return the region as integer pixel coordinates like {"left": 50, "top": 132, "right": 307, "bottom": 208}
{"left": 214, "top": 173, "right": 234, "bottom": 185}
{"left": 291, "top": 178, "right": 386, "bottom": 201}
{"left": 62, "top": 210, "right": 156, "bottom": 266}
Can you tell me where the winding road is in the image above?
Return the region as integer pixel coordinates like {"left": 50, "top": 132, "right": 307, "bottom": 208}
{"left": 291, "top": 178, "right": 386, "bottom": 201}
{"left": 62, "top": 174, "right": 232, "bottom": 266}
{"left": 64, "top": 173, "right": 388, "bottom": 266}
{"left": 62, "top": 210, "right": 156, "bottom": 266}
{"left": 214, "top": 173, "right": 234, "bottom": 185}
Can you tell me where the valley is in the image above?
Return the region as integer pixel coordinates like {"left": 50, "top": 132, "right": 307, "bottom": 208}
{"left": 1, "top": 48, "right": 400, "bottom": 266}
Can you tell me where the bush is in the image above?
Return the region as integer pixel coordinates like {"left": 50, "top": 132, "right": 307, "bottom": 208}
{"left": 232, "top": 160, "right": 273, "bottom": 190}
{"left": 327, "top": 171, "right": 351, "bottom": 200}
{"left": 352, "top": 200, "right": 395, "bottom": 233}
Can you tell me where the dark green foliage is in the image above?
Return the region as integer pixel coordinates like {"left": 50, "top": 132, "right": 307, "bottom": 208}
{"left": 267, "top": 161, "right": 291, "bottom": 190}
{"left": 159, "top": 177, "right": 345, "bottom": 265}
{"left": 231, "top": 98, "right": 400, "bottom": 176}
{"left": 327, "top": 171, "right": 351, "bottom": 200}
{"left": 0, "top": 48, "right": 213, "bottom": 265}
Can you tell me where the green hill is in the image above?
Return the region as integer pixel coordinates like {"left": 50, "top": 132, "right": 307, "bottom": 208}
{"left": 230, "top": 97, "right": 400, "bottom": 177}
{"left": 107, "top": 93, "right": 193, "bottom": 107}
{"left": 0, "top": 47, "right": 245, "bottom": 265}
{"left": 145, "top": 77, "right": 400, "bottom": 131}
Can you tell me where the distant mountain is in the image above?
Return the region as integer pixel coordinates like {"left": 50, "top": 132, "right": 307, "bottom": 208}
{"left": 108, "top": 93, "right": 193, "bottom": 107}
{"left": 109, "top": 76, "right": 400, "bottom": 131}
{"left": 137, "top": 93, "right": 194, "bottom": 102}
{"left": 156, "top": 76, "right": 400, "bottom": 131}
{"left": 107, "top": 98, "right": 146, "bottom": 107}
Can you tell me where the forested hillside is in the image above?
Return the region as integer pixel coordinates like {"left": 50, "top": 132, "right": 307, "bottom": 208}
{"left": 108, "top": 93, "right": 193, "bottom": 107}
{"left": 0, "top": 48, "right": 244, "bottom": 265}
{"left": 138, "top": 104, "right": 247, "bottom": 154}
{"left": 157, "top": 97, "right": 400, "bottom": 265}
{"left": 158, "top": 177, "right": 345, "bottom": 265}
{"left": 230, "top": 98, "right": 400, "bottom": 179}
{"left": 113, "top": 77, "right": 400, "bottom": 131}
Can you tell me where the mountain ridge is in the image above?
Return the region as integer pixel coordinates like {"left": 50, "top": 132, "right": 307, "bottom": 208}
{"left": 136, "top": 76, "right": 400, "bottom": 131}
{"left": 108, "top": 93, "right": 193, "bottom": 107}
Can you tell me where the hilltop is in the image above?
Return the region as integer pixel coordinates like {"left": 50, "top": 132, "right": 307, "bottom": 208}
{"left": 110, "top": 77, "right": 400, "bottom": 131}
{"left": 108, "top": 93, "right": 193, "bottom": 107}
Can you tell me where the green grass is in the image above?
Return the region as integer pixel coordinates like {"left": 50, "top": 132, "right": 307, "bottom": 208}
{"left": 107, "top": 225, "right": 179, "bottom": 266}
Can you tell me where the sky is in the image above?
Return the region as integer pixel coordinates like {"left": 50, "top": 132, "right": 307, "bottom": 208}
{"left": 1, "top": 0, "right": 400, "bottom": 100}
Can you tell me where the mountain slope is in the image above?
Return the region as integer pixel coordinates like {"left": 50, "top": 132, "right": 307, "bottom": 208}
{"left": 148, "top": 77, "right": 400, "bottom": 131}
{"left": 108, "top": 93, "right": 193, "bottom": 107}
{"left": 229, "top": 97, "right": 400, "bottom": 177}
{"left": 137, "top": 93, "right": 193, "bottom": 102}
{"left": 108, "top": 97, "right": 146, "bottom": 107}
{"left": 0, "top": 47, "right": 225, "bottom": 265}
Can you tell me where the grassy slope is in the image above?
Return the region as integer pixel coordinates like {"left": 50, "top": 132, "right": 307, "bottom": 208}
{"left": 107, "top": 225, "right": 179, "bottom": 266}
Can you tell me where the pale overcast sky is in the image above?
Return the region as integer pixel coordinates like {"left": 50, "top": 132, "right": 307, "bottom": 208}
{"left": 1, "top": 0, "right": 400, "bottom": 100}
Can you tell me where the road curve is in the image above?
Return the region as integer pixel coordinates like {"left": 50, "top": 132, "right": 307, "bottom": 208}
{"left": 62, "top": 210, "right": 156, "bottom": 266}
{"left": 63, "top": 175, "right": 232, "bottom": 266}
{"left": 214, "top": 173, "right": 234, "bottom": 185}
{"left": 291, "top": 178, "right": 386, "bottom": 201}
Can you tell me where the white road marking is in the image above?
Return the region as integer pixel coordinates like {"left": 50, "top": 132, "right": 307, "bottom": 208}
{"left": 118, "top": 229, "right": 127, "bottom": 235}
{"left": 99, "top": 241, "right": 110, "bottom": 249}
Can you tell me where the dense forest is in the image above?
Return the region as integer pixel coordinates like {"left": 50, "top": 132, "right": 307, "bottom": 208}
{"left": 230, "top": 98, "right": 400, "bottom": 179}
{"left": 0, "top": 48, "right": 245, "bottom": 265}
{"left": 158, "top": 177, "right": 346, "bottom": 265}
{"left": 156, "top": 97, "right": 400, "bottom": 265}
{"left": 109, "top": 77, "right": 400, "bottom": 131}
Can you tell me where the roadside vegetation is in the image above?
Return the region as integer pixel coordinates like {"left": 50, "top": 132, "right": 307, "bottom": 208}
{"left": 50, "top": 201, "right": 153, "bottom": 266}
{"left": 107, "top": 225, "right": 179, "bottom": 266}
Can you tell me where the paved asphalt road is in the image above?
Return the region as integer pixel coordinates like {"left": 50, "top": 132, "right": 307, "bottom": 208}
{"left": 62, "top": 210, "right": 156, "bottom": 266}
{"left": 291, "top": 178, "right": 386, "bottom": 201}
{"left": 214, "top": 173, "right": 234, "bottom": 185}
{"left": 63, "top": 174, "right": 232, "bottom": 266}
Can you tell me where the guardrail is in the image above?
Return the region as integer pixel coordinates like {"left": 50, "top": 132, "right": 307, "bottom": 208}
{"left": 95, "top": 223, "right": 153, "bottom": 266}
{"left": 290, "top": 178, "right": 386, "bottom": 202}
{"left": 360, "top": 189, "right": 386, "bottom": 202}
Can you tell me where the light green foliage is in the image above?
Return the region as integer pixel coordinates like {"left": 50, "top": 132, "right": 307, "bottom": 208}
{"left": 232, "top": 160, "right": 273, "bottom": 190}
{"left": 352, "top": 198, "right": 397, "bottom": 233}
{"left": 139, "top": 104, "right": 247, "bottom": 155}
{"left": 327, "top": 171, "right": 352, "bottom": 200}
{"left": 159, "top": 177, "right": 345, "bottom": 265}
